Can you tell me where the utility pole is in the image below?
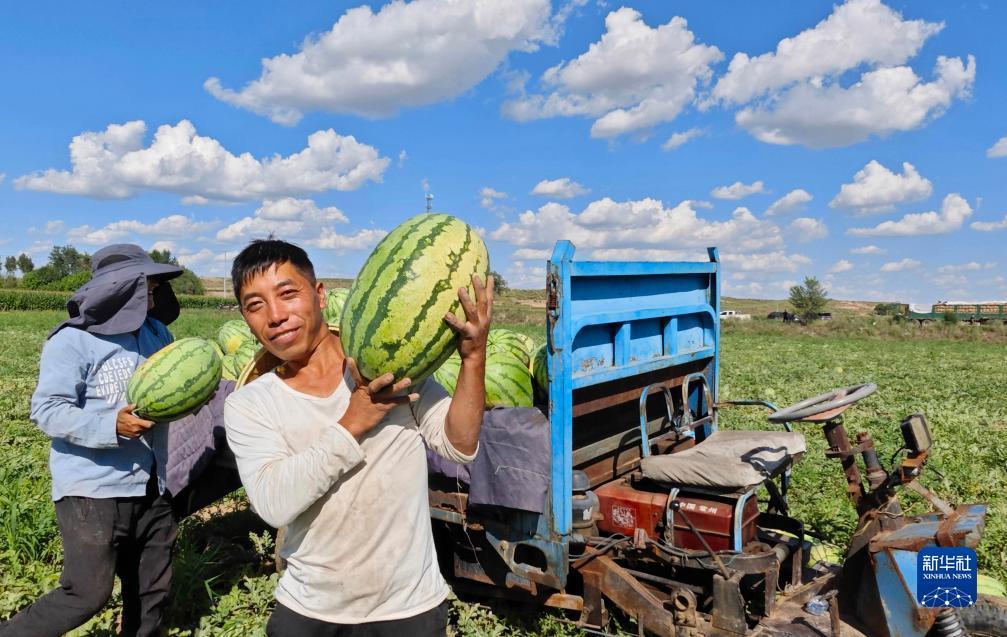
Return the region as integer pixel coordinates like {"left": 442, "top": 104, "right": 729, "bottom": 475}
{"left": 223, "top": 252, "right": 228, "bottom": 297}
{"left": 425, "top": 193, "right": 433, "bottom": 212}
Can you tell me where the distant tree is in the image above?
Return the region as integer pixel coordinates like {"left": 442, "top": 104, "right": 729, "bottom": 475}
{"left": 873, "top": 302, "right": 904, "bottom": 316}
{"left": 149, "top": 248, "right": 179, "bottom": 266}
{"left": 47, "top": 245, "right": 89, "bottom": 279}
{"left": 488, "top": 270, "right": 508, "bottom": 293}
{"left": 941, "top": 310, "right": 960, "bottom": 326}
{"left": 16, "top": 253, "right": 34, "bottom": 273}
{"left": 148, "top": 249, "right": 204, "bottom": 295}
{"left": 3, "top": 256, "right": 16, "bottom": 276}
{"left": 171, "top": 270, "right": 205, "bottom": 295}
{"left": 789, "top": 277, "right": 829, "bottom": 322}
{"left": 21, "top": 265, "right": 59, "bottom": 289}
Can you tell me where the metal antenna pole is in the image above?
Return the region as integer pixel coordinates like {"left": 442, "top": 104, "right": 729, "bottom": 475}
{"left": 425, "top": 193, "right": 433, "bottom": 212}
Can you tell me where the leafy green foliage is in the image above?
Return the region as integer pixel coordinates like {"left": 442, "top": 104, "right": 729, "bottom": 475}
{"left": 20, "top": 265, "right": 60, "bottom": 289}
{"left": 3, "top": 256, "right": 16, "bottom": 275}
{"left": 873, "top": 302, "right": 905, "bottom": 316}
{"left": 789, "top": 276, "right": 829, "bottom": 321}
{"left": 17, "top": 253, "right": 34, "bottom": 274}
{"left": 47, "top": 245, "right": 90, "bottom": 279}
{"left": 943, "top": 310, "right": 961, "bottom": 325}
{"left": 488, "top": 270, "right": 509, "bottom": 293}
{"left": 43, "top": 271, "right": 92, "bottom": 292}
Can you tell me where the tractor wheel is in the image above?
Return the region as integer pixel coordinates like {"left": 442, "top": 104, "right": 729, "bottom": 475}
{"left": 960, "top": 595, "right": 1007, "bottom": 636}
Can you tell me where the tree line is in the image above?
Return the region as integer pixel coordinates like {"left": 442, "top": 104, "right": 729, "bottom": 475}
{"left": 2, "top": 246, "right": 204, "bottom": 295}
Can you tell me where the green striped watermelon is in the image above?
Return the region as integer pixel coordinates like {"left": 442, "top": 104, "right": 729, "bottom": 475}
{"left": 432, "top": 353, "right": 461, "bottom": 395}
{"left": 220, "top": 354, "right": 239, "bottom": 381}
{"left": 487, "top": 329, "right": 531, "bottom": 367}
{"left": 340, "top": 213, "right": 489, "bottom": 382}
{"left": 516, "top": 333, "right": 535, "bottom": 357}
{"left": 229, "top": 339, "right": 260, "bottom": 379}
{"left": 324, "top": 288, "right": 349, "bottom": 326}
{"left": 532, "top": 343, "right": 548, "bottom": 396}
{"left": 218, "top": 319, "right": 254, "bottom": 355}
{"left": 127, "top": 338, "right": 222, "bottom": 420}
{"left": 485, "top": 351, "right": 534, "bottom": 408}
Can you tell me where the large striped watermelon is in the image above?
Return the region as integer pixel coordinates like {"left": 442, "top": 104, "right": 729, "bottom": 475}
{"left": 485, "top": 350, "right": 534, "bottom": 408}
{"left": 218, "top": 319, "right": 254, "bottom": 355}
{"left": 127, "top": 338, "right": 222, "bottom": 420}
{"left": 516, "top": 333, "right": 535, "bottom": 357}
{"left": 323, "top": 288, "right": 349, "bottom": 326}
{"left": 487, "top": 329, "right": 531, "bottom": 367}
{"left": 432, "top": 353, "right": 461, "bottom": 395}
{"left": 340, "top": 213, "right": 489, "bottom": 381}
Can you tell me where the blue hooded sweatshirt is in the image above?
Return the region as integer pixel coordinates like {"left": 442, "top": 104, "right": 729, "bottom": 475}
{"left": 30, "top": 317, "right": 173, "bottom": 500}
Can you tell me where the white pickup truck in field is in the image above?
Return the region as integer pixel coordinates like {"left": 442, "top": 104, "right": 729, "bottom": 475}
{"left": 719, "top": 310, "right": 751, "bottom": 320}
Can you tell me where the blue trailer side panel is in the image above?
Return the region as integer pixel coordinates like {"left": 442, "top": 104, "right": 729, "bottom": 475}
{"left": 547, "top": 241, "right": 720, "bottom": 542}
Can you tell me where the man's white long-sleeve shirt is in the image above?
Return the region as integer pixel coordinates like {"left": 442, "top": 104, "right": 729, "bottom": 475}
{"left": 224, "top": 369, "right": 476, "bottom": 624}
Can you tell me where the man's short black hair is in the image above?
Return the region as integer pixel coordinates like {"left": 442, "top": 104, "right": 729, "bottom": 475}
{"left": 231, "top": 239, "right": 316, "bottom": 302}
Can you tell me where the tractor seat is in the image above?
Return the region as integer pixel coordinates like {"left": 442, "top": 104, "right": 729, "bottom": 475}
{"left": 639, "top": 430, "right": 806, "bottom": 490}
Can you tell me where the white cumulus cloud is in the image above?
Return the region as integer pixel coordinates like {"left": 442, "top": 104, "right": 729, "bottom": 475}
{"left": 971, "top": 214, "right": 1007, "bottom": 232}
{"left": 44, "top": 220, "right": 65, "bottom": 235}
{"left": 937, "top": 262, "right": 995, "bottom": 273}
{"left": 502, "top": 7, "right": 722, "bottom": 138}
{"left": 880, "top": 258, "right": 921, "bottom": 272}
{"left": 829, "top": 259, "right": 854, "bottom": 273}
{"left": 662, "top": 128, "right": 703, "bottom": 151}
{"left": 735, "top": 55, "right": 975, "bottom": 148}
{"left": 830, "top": 160, "right": 932, "bottom": 214}
{"left": 531, "top": 177, "right": 589, "bottom": 199}
{"left": 490, "top": 198, "right": 784, "bottom": 254}
{"left": 217, "top": 198, "right": 355, "bottom": 243}
{"left": 987, "top": 136, "right": 1007, "bottom": 158}
{"left": 787, "top": 217, "right": 828, "bottom": 242}
{"left": 67, "top": 214, "right": 216, "bottom": 246}
{"left": 849, "top": 193, "right": 972, "bottom": 237}
{"left": 206, "top": 0, "right": 554, "bottom": 124}
{"left": 711, "top": 180, "right": 766, "bottom": 200}
{"left": 480, "top": 187, "right": 508, "bottom": 209}
{"left": 15, "top": 120, "right": 389, "bottom": 203}
{"left": 851, "top": 245, "right": 885, "bottom": 255}
{"left": 710, "top": 0, "right": 942, "bottom": 105}
{"left": 765, "top": 189, "right": 812, "bottom": 216}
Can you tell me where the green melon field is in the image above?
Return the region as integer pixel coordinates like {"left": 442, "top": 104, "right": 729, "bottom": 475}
{"left": 2, "top": 308, "right": 1006, "bottom": 635}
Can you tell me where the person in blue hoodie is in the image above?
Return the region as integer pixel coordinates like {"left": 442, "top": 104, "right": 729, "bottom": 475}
{"left": 0, "top": 244, "right": 184, "bottom": 637}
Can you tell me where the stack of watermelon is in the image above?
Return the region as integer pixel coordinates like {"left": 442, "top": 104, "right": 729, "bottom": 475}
{"left": 216, "top": 319, "right": 261, "bottom": 381}
{"left": 323, "top": 288, "right": 349, "bottom": 326}
{"left": 433, "top": 328, "right": 538, "bottom": 408}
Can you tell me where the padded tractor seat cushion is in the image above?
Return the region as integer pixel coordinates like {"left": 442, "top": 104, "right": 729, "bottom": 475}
{"left": 640, "top": 430, "right": 806, "bottom": 489}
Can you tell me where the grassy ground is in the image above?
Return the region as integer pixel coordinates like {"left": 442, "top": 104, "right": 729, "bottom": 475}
{"left": 2, "top": 308, "right": 1006, "bottom": 635}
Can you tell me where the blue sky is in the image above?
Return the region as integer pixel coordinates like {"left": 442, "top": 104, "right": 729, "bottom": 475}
{"left": 1, "top": 0, "right": 1004, "bottom": 303}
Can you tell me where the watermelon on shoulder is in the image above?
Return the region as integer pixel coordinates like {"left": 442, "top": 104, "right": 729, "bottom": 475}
{"left": 340, "top": 213, "right": 489, "bottom": 382}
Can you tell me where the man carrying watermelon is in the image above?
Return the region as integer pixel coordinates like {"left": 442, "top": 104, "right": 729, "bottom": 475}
{"left": 0, "top": 244, "right": 184, "bottom": 637}
{"left": 224, "top": 237, "right": 492, "bottom": 637}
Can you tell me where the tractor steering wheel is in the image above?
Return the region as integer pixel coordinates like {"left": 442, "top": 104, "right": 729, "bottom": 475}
{"left": 767, "top": 383, "right": 877, "bottom": 424}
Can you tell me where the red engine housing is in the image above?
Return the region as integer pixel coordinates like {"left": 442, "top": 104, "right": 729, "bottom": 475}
{"left": 594, "top": 479, "right": 759, "bottom": 552}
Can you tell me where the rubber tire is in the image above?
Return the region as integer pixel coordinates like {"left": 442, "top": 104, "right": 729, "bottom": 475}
{"left": 960, "top": 595, "right": 1007, "bottom": 636}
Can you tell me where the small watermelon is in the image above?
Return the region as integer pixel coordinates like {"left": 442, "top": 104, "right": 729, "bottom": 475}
{"left": 432, "top": 353, "right": 461, "bottom": 395}
{"left": 487, "top": 329, "right": 531, "bottom": 367}
{"left": 485, "top": 350, "right": 534, "bottom": 408}
{"left": 341, "top": 213, "right": 489, "bottom": 382}
{"left": 324, "top": 288, "right": 349, "bottom": 326}
{"left": 127, "top": 338, "right": 222, "bottom": 420}
{"left": 532, "top": 344, "right": 548, "bottom": 396}
{"left": 218, "top": 319, "right": 254, "bottom": 355}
